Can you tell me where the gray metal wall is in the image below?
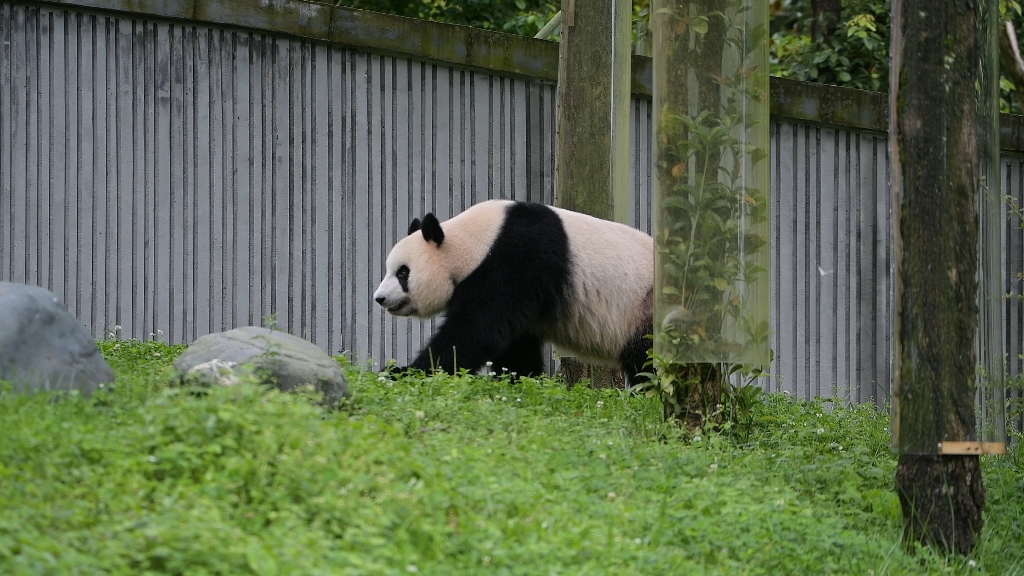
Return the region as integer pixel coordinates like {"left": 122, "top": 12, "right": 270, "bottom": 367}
{"left": 768, "top": 123, "right": 892, "bottom": 405}
{"left": 0, "top": 2, "right": 559, "bottom": 370}
{"left": 1004, "top": 158, "right": 1024, "bottom": 380}
{"left": 1, "top": 1, "right": 1017, "bottom": 403}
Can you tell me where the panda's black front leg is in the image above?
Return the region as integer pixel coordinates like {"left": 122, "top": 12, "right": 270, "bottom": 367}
{"left": 408, "top": 316, "right": 507, "bottom": 375}
{"left": 491, "top": 333, "right": 545, "bottom": 378}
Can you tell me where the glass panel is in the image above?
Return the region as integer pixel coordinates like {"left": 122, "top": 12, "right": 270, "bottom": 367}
{"left": 975, "top": 0, "right": 1006, "bottom": 449}
{"left": 651, "top": 0, "right": 770, "bottom": 366}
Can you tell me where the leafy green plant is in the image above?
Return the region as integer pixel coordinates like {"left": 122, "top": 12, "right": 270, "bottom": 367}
{"left": 769, "top": 0, "right": 890, "bottom": 92}
{"left": 770, "top": 0, "right": 1024, "bottom": 113}
{"left": 334, "top": 0, "right": 561, "bottom": 36}
{"left": 656, "top": 109, "right": 771, "bottom": 361}
{"left": 1, "top": 341, "right": 1023, "bottom": 574}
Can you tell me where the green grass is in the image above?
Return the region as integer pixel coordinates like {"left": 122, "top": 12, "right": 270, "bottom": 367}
{"left": 0, "top": 340, "right": 1021, "bottom": 575}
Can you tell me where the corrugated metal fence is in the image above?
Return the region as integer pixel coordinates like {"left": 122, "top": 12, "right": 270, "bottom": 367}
{"left": 2, "top": 1, "right": 1022, "bottom": 406}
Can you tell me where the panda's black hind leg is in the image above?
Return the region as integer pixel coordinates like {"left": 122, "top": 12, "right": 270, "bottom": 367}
{"left": 491, "top": 334, "right": 545, "bottom": 379}
{"left": 620, "top": 323, "right": 653, "bottom": 387}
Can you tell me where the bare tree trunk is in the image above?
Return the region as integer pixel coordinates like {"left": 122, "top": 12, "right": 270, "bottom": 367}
{"left": 559, "top": 359, "right": 625, "bottom": 389}
{"left": 555, "top": 0, "right": 632, "bottom": 389}
{"left": 812, "top": 0, "right": 842, "bottom": 39}
{"left": 890, "top": 0, "right": 988, "bottom": 555}
{"left": 661, "top": 363, "right": 723, "bottom": 430}
{"left": 895, "top": 455, "right": 986, "bottom": 555}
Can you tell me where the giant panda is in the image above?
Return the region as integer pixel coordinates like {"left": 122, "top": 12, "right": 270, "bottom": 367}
{"left": 373, "top": 200, "right": 654, "bottom": 385}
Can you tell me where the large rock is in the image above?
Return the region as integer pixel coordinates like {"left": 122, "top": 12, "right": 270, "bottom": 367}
{"left": 0, "top": 282, "right": 114, "bottom": 395}
{"left": 174, "top": 326, "right": 348, "bottom": 406}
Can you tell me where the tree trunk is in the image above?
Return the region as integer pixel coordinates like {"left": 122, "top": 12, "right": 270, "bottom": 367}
{"left": 554, "top": 0, "right": 631, "bottom": 218}
{"left": 559, "top": 357, "right": 626, "bottom": 389}
{"left": 895, "top": 455, "right": 985, "bottom": 556}
{"left": 811, "top": 0, "right": 842, "bottom": 39}
{"left": 890, "top": 0, "right": 991, "bottom": 555}
{"left": 661, "top": 363, "right": 724, "bottom": 430}
{"left": 554, "top": 0, "right": 632, "bottom": 389}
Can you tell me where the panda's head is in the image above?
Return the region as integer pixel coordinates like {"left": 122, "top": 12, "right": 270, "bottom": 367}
{"left": 374, "top": 213, "right": 452, "bottom": 318}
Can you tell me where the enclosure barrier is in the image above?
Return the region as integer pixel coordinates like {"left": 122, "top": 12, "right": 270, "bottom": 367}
{"left": 3, "top": 0, "right": 1024, "bottom": 410}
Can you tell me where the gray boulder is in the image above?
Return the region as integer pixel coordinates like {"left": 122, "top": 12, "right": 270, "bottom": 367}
{"left": 0, "top": 282, "right": 114, "bottom": 395}
{"left": 174, "top": 326, "right": 348, "bottom": 406}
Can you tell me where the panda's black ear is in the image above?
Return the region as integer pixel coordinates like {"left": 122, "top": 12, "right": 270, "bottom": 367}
{"left": 407, "top": 218, "right": 422, "bottom": 236}
{"left": 420, "top": 213, "right": 445, "bottom": 246}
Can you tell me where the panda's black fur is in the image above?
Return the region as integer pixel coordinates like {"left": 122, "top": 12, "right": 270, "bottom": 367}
{"left": 374, "top": 200, "right": 654, "bottom": 384}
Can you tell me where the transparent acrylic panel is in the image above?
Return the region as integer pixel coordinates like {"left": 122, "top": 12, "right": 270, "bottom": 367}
{"left": 974, "top": 0, "right": 1006, "bottom": 450}
{"left": 651, "top": 0, "right": 770, "bottom": 366}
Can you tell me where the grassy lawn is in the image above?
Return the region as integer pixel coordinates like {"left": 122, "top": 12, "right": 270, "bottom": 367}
{"left": 0, "top": 340, "right": 1021, "bottom": 575}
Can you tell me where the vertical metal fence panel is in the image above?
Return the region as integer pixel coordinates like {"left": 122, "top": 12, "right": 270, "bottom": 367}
{"left": 628, "top": 98, "right": 653, "bottom": 234}
{"left": 0, "top": 3, "right": 9, "bottom": 288}
{"left": 6, "top": 1, "right": 1024, "bottom": 407}
{"left": 11, "top": 6, "right": 29, "bottom": 302}
{"left": 1008, "top": 159, "right": 1023, "bottom": 378}
{"left": 0, "top": 2, "right": 853, "bottom": 396}
{"left": 112, "top": 17, "right": 129, "bottom": 338}
{"left": 73, "top": 13, "right": 87, "bottom": 331}
{"left": 1005, "top": 156, "right": 1024, "bottom": 426}
{"left": 759, "top": 123, "right": 894, "bottom": 404}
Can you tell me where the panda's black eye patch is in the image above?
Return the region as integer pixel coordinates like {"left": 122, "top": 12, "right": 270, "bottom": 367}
{"left": 396, "top": 265, "right": 410, "bottom": 292}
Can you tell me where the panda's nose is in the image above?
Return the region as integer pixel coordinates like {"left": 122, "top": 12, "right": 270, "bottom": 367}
{"left": 375, "top": 296, "right": 385, "bottom": 305}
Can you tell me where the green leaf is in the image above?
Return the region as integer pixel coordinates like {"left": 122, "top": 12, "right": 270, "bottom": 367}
{"left": 246, "top": 542, "right": 279, "bottom": 576}
{"left": 691, "top": 16, "right": 709, "bottom": 34}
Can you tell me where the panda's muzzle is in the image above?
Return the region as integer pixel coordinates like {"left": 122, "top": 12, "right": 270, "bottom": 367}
{"left": 375, "top": 295, "right": 412, "bottom": 315}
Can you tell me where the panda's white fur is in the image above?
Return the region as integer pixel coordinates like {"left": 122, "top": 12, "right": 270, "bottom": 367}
{"left": 374, "top": 199, "right": 653, "bottom": 382}
{"left": 375, "top": 201, "right": 507, "bottom": 318}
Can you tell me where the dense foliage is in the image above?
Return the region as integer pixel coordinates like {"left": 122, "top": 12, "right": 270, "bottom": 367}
{"left": 0, "top": 341, "right": 1021, "bottom": 574}
{"left": 769, "top": 0, "right": 890, "bottom": 93}
{"left": 336, "top": 0, "right": 1024, "bottom": 113}
{"left": 771, "top": 0, "right": 1024, "bottom": 113}
{"left": 334, "top": 0, "right": 561, "bottom": 37}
